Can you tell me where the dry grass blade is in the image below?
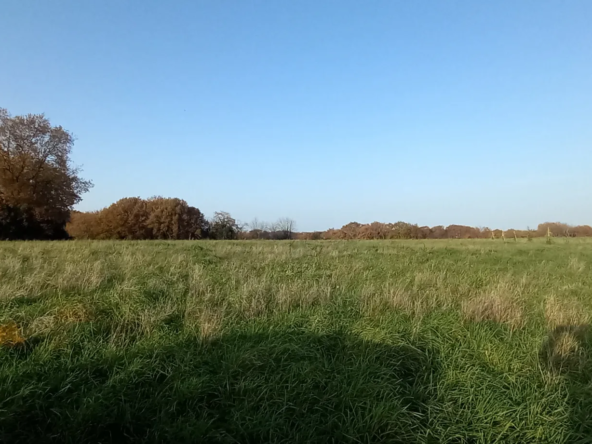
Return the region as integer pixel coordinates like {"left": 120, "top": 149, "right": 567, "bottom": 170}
{"left": 462, "top": 291, "right": 524, "bottom": 329}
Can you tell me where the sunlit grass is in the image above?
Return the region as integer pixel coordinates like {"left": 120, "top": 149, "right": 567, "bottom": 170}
{"left": 1, "top": 238, "right": 591, "bottom": 443}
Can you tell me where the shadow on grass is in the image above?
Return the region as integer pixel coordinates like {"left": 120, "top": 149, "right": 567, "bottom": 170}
{"left": 0, "top": 329, "right": 440, "bottom": 444}
{"left": 540, "top": 324, "right": 592, "bottom": 441}
{"left": 3, "top": 294, "right": 45, "bottom": 308}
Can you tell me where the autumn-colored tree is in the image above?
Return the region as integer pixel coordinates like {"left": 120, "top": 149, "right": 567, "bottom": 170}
{"left": 0, "top": 108, "right": 92, "bottom": 238}
{"left": 66, "top": 197, "right": 207, "bottom": 240}
{"left": 537, "top": 222, "right": 573, "bottom": 237}
{"left": 299, "top": 231, "right": 323, "bottom": 240}
{"left": 491, "top": 229, "right": 503, "bottom": 239}
{"left": 99, "top": 197, "right": 151, "bottom": 239}
{"left": 358, "top": 222, "right": 386, "bottom": 239}
{"left": 573, "top": 225, "right": 592, "bottom": 237}
{"left": 146, "top": 197, "right": 207, "bottom": 240}
{"left": 429, "top": 226, "right": 447, "bottom": 239}
{"left": 446, "top": 225, "right": 481, "bottom": 239}
{"left": 66, "top": 211, "right": 103, "bottom": 240}
{"left": 322, "top": 228, "right": 340, "bottom": 240}
{"left": 418, "top": 226, "right": 432, "bottom": 239}
{"left": 339, "top": 222, "right": 362, "bottom": 239}
{"left": 390, "top": 222, "right": 418, "bottom": 239}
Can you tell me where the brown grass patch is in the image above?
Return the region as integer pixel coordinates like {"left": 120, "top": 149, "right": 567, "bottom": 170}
{"left": 198, "top": 309, "right": 223, "bottom": 339}
{"left": 27, "top": 305, "right": 92, "bottom": 338}
{"left": 56, "top": 304, "right": 91, "bottom": 323}
{"left": 184, "top": 307, "right": 224, "bottom": 339}
{"left": 462, "top": 293, "right": 524, "bottom": 329}
{"left": 389, "top": 287, "right": 438, "bottom": 317}
{"left": 362, "top": 284, "right": 439, "bottom": 318}
{"left": 0, "top": 322, "right": 25, "bottom": 347}
{"left": 545, "top": 296, "right": 589, "bottom": 330}
{"left": 27, "top": 316, "right": 57, "bottom": 337}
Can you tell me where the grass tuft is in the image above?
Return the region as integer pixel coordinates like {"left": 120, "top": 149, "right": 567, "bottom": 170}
{"left": 545, "top": 295, "right": 589, "bottom": 329}
{"left": 462, "top": 286, "right": 524, "bottom": 329}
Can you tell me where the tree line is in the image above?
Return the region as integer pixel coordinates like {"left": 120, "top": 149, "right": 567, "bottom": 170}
{"left": 1, "top": 107, "right": 591, "bottom": 241}
{"left": 67, "top": 204, "right": 297, "bottom": 241}
{"left": 67, "top": 210, "right": 592, "bottom": 241}
{"left": 307, "top": 221, "right": 592, "bottom": 240}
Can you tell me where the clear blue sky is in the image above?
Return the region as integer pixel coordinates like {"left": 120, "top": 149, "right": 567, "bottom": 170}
{"left": 2, "top": 1, "right": 591, "bottom": 231}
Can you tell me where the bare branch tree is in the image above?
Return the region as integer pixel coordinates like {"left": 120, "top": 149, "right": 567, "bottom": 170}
{"left": 248, "top": 218, "right": 266, "bottom": 239}
{"left": 275, "top": 217, "right": 295, "bottom": 240}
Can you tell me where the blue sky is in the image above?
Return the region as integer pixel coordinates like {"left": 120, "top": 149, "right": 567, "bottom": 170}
{"left": 1, "top": 1, "right": 591, "bottom": 231}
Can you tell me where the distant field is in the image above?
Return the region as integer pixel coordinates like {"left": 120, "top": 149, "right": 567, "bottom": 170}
{"left": 1, "top": 239, "right": 591, "bottom": 443}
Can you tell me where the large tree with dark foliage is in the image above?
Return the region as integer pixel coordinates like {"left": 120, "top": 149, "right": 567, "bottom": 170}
{"left": 209, "top": 211, "right": 240, "bottom": 240}
{"left": 0, "top": 108, "right": 92, "bottom": 239}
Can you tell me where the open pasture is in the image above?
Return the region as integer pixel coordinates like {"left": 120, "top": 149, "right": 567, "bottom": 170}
{"left": 1, "top": 239, "right": 591, "bottom": 443}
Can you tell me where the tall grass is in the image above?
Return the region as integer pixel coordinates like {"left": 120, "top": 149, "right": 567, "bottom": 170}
{"left": 1, "top": 239, "right": 591, "bottom": 443}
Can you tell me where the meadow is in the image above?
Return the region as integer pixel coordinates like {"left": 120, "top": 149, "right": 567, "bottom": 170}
{"left": 0, "top": 239, "right": 591, "bottom": 443}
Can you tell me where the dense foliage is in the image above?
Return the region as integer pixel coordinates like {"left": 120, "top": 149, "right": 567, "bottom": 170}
{"left": 0, "top": 108, "right": 91, "bottom": 239}
{"left": 67, "top": 197, "right": 208, "bottom": 240}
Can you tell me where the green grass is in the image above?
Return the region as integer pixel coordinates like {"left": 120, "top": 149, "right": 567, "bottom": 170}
{"left": 1, "top": 239, "right": 592, "bottom": 443}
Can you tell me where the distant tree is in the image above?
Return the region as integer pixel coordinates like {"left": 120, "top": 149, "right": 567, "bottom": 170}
{"left": 66, "top": 210, "right": 103, "bottom": 240}
{"left": 446, "top": 225, "right": 480, "bottom": 239}
{"left": 323, "top": 228, "right": 340, "bottom": 240}
{"left": 0, "top": 108, "right": 92, "bottom": 238}
{"left": 340, "top": 222, "right": 363, "bottom": 239}
{"left": 390, "top": 221, "right": 415, "bottom": 239}
{"left": 275, "top": 217, "right": 295, "bottom": 240}
{"left": 249, "top": 218, "right": 264, "bottom": 232}
{"left": 146, "top": 197, "right": 207, "bottom": 240}
{"left": 418, "top": 226, "right": 432, "bottom": 239}
{"left": 479, "top": 227, "right": 493, "bottom": 239}
{"left": 209, "top": 211, "right": 239, "bottom": 240}
{"left": 66, "top": 197, "right": 207, "bottom": 240}
{"left": 100, "top": 197, "right": 151, "bottom": 239}
{"left": 537, "top": 222, "right": 573, "bottom": 238}
{"left": 429, "top": 225, "right": 447, "bottom": 239}
{"left": 573, "top": 225, "right": 592, "bottom": 237}
{"left": 247, "top": 218, "right": 268, "bottom": 239}
{"left": 267, "top": 222, "right": 276, "bottom": 237}
{"left": 492, "top": 229, "right": 503, "bottom": 239}
{"left": 407, "top": 223, "right": 424, "bottom": 239}
{"left": 358, "top": 222, "right": 386, "bottom": 239}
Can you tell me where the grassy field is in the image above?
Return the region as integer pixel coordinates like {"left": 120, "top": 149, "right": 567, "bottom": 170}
{"left": 1, "top": 239, "right": 591, "bottom": 443}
